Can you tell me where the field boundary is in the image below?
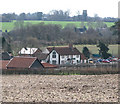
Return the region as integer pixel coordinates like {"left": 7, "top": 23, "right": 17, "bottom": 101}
{"left": 2, "top": 64, "right": 119, "bottom": 75}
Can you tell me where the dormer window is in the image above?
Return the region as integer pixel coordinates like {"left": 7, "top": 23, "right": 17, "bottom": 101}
{"left": 52, "top": 51, "right": 56, "bottom": 58}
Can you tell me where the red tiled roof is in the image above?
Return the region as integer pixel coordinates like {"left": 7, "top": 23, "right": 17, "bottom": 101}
{"left": 7, "top": 57, "right": 37, "bottom": 69}
{"left": 47, "top": 47, "right": 81, "bottom": 55}
{"left": 41, "top": 62, "right": 58, "bottom": 68}
{"left": 0, "top": 60, "right": 9, "bottom": 69}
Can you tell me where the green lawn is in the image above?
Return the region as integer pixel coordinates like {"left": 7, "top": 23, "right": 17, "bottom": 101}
{"left": 1, "top": 20, "right": 115, "bottom": 32}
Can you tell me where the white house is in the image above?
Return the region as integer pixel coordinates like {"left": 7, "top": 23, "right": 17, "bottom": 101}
{"left": 46, "top": 44, "right": 86, "bottom": 65}
{"left": 18, "top": 47, "right": 42, "bottom": 56}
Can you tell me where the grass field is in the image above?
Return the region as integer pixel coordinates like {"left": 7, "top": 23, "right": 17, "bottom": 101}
{"left": 75, "top": 44, "right": 118, "bottom": 56}
{"left": 49, "top": 44, "right": 118, "bottom": 56}
{"left": 1, "top": 20, "right": 115, "bottom": 32}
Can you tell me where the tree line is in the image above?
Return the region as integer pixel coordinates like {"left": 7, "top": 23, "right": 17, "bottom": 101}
{"left": 0, "top": 10, "right": 118, "bottom": 22}
{"left": 1, "top": 20, "right": 118, "bottom": 55}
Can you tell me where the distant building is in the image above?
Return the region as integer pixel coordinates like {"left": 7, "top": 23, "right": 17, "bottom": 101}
{"left": 83, "top": 10, "right": 87, "bottom": 19}
{"left": 74, "top": 26, "right": 87, "bottom": 34}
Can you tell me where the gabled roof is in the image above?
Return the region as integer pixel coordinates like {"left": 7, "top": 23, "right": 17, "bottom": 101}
{"left": 41, "top": 62, "right": 58, "bottom": 68}
{"left": 19, "top": 47, "right": 40, "bottom": 55}
{"left": 7, "top": 56, "right": 37, "bottom": 69}
{"left": 47, "top": 47, "right": 81, "bottom": 55}
{"left": 0, "top": 60, "right": 9, "bottom": 69}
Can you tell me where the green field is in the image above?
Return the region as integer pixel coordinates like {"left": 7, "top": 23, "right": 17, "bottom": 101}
{"left": 1, "top": 20, "right": 115, "bottom": 32}
{"left": 49, "top": 44, "right": 118, "bottom": 57}
{"left": 75, "top": 44, "right": 118, "bottom": 57}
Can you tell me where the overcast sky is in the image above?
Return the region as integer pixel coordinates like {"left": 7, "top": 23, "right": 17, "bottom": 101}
{"left": 0, "top": 0, "right": 119, "bottom": 18}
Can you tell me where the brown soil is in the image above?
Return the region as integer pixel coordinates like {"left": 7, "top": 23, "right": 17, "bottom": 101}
{"left": 2, "top": 74, "right": 119, "bottom": 102}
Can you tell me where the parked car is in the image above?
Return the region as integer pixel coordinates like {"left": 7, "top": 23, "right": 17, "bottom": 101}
{"left": 108, "top": 57, "right": 118, "bottom": 62}
{"left": 102, "top": 59, "right": 110, "bottom": 63}
{"left": 97, "top": 59, "right": 103, "bottom": 62}
{"left": 88, "top": 59, "right": 94, "bottom": 64}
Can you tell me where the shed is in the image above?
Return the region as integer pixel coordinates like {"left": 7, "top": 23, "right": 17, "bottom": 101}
{"left": 7, "top": 56, "right": 43, "bottom": 70}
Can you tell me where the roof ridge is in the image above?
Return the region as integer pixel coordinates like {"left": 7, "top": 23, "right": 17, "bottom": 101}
{"left": 29, "top": 57, "right": 37, "bottom": 68}
{"left": 48, "top": 46, "right": 75, "bottom": 48}
{"left": 14, "top": 56, "right": 37, "bottom": 59}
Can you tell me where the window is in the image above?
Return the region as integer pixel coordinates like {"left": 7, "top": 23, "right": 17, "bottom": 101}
{"left": 52, "top": 51, "right": 56, "bottom": 58}
{"left": 52, "top": 60, "right": 56, "bottom": 64}
{"left": 73, "top": 58, "right": 75, "bottom": 60}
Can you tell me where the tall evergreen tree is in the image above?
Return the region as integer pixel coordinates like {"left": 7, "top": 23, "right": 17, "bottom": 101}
{"left": 82, "top": 47, "right": 90, "bottom": 59}
{"left": 2, "top": 37, "right": 12, "bottom": 52}
{"left": 97, "top": 41, "right": 111, "bottom": 59}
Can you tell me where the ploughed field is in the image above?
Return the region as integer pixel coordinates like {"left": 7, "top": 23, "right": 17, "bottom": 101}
{"left": 2, "top": 74, "right": 118, "bottom": 102}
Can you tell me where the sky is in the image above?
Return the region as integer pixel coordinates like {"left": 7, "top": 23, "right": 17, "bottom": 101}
{"left": 0, "top": 0, "right": 119, "bottom": 18}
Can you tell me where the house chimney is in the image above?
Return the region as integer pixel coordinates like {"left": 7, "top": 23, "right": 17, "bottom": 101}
{"left": 69, "top": 43, "right": 73, "bottom": 49}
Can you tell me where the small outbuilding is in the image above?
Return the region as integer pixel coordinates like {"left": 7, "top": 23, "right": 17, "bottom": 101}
{"left": 7, "top": 56, "right": 43, "bottom": 70}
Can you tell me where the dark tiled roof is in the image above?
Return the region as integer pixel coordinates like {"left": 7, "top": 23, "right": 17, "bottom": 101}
{"left": 0, "top": 60, "right": 9, "bottom": 69}
{"left": 7, "top": 56, "right": 37, "bottom": 69}
{"left": 35, "top": 53, "right": 48, "bottom": 60}
{"left": 41, "top": 62, "right": 58, "bottom": 68}
{"left": 47, "top": 47, "right": 81, "bottom": 55}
